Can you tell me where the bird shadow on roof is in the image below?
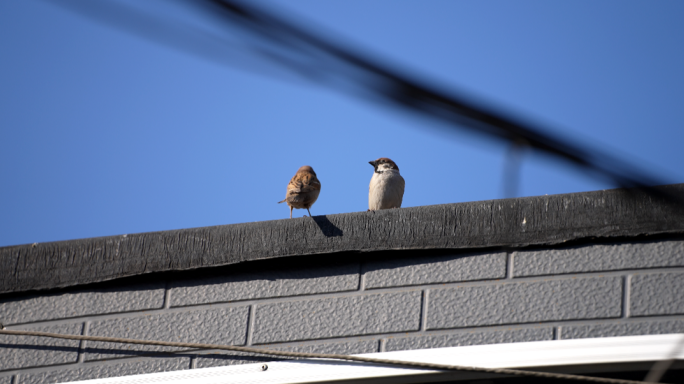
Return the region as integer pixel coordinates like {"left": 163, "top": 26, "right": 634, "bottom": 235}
{"left": 311, "top": 215, "right": 343, "bottom": 237}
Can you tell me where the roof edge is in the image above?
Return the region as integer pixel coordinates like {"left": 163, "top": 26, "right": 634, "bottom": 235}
{"left": 2, "top": 184, "right": 683, "bottom": 294}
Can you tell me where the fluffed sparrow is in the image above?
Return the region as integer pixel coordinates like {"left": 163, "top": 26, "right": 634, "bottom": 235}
{"left": 278, "top": 165, "right": 321, "bottom": 218}
{"left": 368, "top": 157, "right": 405, "bottom": 210}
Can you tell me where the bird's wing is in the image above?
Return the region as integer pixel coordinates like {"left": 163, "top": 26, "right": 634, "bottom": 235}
{"left": 290, "top": 176, "right": 320, "bottom": 194}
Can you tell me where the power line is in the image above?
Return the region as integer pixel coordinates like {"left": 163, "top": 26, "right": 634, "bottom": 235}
{"left": 0, "top": 328, "right": 655, "bottom": 384}
{"left": 46, "top": 0, "right": 684, "bottom": 206}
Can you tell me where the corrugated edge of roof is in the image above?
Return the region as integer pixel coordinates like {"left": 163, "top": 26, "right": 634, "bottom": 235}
{"left": 1, "top": 184, "right": 683, "bottom": 294}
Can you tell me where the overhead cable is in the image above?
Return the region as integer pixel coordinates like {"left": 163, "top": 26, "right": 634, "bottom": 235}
{"left": 0, "top": 328, "right": 655, "bottom": 384}
{"left": 46, "top": 0, "right": 683, "bottom": 206}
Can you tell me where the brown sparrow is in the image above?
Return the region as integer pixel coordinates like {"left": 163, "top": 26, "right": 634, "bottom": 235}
{"left": 278, "top": 165, "right": 321, "bottom": 218}
{"left": 368, "top": 158, "right": 405, "bottom": 210}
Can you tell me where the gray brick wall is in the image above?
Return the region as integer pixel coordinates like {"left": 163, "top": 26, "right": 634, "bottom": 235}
{"left": 252, "top": 291, "right": 422, "bottom": 344}
{"left": 195, "top": 339, "right": 380, "bottom": 368}
{"left": 631, "top": 272, "right": 684, "bottom": 317}
{"left": 85, "top": 306, "right": 250, "bottom": 361}
{"left": 363, "top": 251, "right": 507, "bottom": 288}
{"left": 18, "top": 357, "right": 189, "bottom": 384}
{"left": 512, "top": 241, "right": 684, "bottom": 277}
{"left": 385, "top": 327, "right": 553, "bottom": 352}
{"left": 561, "top": 318, "right": 684, "bottom": 339}
{"left": 170, "top": 262, "right": 360, "bottom": 307}
{"left": 0, "top": 283, "right": 165, "bottom": 325}
{"left": 0, "top": 323, "right": 82, "bottom": 371}
{"left": 0, "top": 239, "right": 682, "bottom": 383}
{"left": 427, "top": 277, "right": 622, "bottom": 329}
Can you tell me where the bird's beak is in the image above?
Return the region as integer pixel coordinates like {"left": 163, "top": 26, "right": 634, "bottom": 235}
{"left": 369, "top": 160, "right": 377, "bottom": 167}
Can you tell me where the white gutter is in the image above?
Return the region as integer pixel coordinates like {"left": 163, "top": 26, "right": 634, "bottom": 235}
{"left": 62, "top": 333, "right": 684, "bottom": 384}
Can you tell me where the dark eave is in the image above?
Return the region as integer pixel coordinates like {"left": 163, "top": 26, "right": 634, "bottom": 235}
{"left": 1, "top": 184, "right": 683, "bottom": 294}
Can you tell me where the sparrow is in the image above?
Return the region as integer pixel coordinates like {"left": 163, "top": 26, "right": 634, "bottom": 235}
{"left": 368, "top": 157, "right": 405, "bottom": 210}
{"left": 278, "top": 165, "right": 321, "bottom": 218}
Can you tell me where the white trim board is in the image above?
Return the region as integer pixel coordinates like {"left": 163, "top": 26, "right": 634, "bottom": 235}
{"left": 61, "top": 333, "right": 684, "bottom": 384}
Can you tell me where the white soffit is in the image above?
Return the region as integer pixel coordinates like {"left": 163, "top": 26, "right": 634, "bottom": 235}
{"left": 62, "top": 333, "right": 684, "bottom": 384}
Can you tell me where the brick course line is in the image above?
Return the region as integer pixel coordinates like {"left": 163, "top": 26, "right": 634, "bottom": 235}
{"left": 420, "top": 290, "right": 429, "bottom": 332}
{"left": 359, "top": 272, "right": 366, "bottom": 291}
{"left": 25, "top": 316, "right": 684, "bottom": 363}
{"left": 246, "top": 305, "right": 256, "bottom": 346}
{"left": 7, "top": 266, "right": 684, "bottom": 330}
{"left": 77, "top": 321, "right": 89, "bottom": 363}
{"left": 163, "top": 282, "right": 171, "bottom": 310}
{"left": 362, "top": 267, "right": 684, "bottom": 293}
{"left": 623, "top": 275, "right": 632, "bottom": 318}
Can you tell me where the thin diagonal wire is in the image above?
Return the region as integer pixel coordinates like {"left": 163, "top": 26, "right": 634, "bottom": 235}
{"left": 199, "top": 0, "right": 681, "bottom": 201}
{"left": 0, "top": 329, "right": 655, "bottom": 384}
{"left": 45, "top": 0, "right": 684, "bottom": 207}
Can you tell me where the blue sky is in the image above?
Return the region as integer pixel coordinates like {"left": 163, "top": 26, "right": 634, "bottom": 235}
{"left": 1, "top": 0, "right": 683, "bottom": 247}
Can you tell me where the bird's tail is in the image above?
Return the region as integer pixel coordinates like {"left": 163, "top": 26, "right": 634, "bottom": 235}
{"left": 277, "top": 199, "right": 286, "bottom": 204}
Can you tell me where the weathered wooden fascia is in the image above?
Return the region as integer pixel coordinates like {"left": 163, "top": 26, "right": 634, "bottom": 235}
{"left": 1, "top": 184, "right": 683, "bottom": 294}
